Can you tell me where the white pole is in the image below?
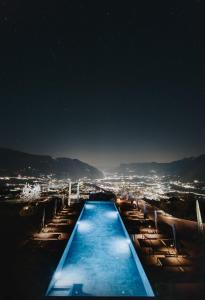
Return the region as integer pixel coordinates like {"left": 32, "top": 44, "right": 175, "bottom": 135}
{"left": 42, "top": 208, "right": 45, "bottom": 230}
{"left": 154, "top": 210, "right": 158, "bottom": 233}
{"left": 171, "top": 224, "right": 177, "bottom": 253}
{"left": 77, "top": 181, "right": 80, "bottom": 202}
{"left": 68, "top": 180, "right": 72, "bottom": 206}
{"left": 196, "top": 200, "right": 204, "bottom": 234}
{"left": 54, "top": 199, "right": 57, "bottom": 216}
{"left": 144, "top": 202, "right": 147, "bottom": 219}
{"left": 62, "top": 194, "right": 65, "bottom": 209}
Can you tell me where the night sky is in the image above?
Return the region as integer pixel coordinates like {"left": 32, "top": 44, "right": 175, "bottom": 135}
{"left": 0, "top": 1, "right": 205, "bottom": 169}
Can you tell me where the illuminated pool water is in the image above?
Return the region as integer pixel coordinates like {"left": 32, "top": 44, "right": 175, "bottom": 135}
{"left": 46, "top": 201, "right": 154, "bottom": 297}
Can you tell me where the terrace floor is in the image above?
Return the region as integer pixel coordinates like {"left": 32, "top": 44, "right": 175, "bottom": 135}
{"left": 117, "top": 199, "right": 205, "bottom": 299}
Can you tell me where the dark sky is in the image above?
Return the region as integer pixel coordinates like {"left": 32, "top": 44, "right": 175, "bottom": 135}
{"left": 0, "top": 0, "right": 205, "bottom": 169}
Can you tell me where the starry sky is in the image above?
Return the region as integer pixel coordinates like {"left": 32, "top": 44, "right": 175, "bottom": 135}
{"left": 0, "top": 0, "right": 205, "bottom": 169}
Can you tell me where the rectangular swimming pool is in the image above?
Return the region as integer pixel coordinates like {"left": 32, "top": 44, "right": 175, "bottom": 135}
{"left": 46, "top": 201, "right": 154, "bottom": 297}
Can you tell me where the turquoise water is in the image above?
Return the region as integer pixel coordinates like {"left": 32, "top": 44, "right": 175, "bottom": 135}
{"left": 46, "top": 201, "right": 154, "bottom": 297}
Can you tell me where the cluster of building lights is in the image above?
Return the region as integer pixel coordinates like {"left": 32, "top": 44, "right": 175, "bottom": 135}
{"left": 94, "top": 174, "right": 205, "bottom": 201}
